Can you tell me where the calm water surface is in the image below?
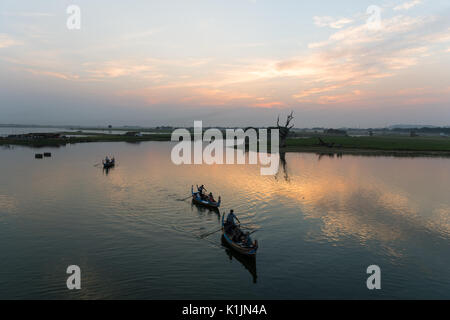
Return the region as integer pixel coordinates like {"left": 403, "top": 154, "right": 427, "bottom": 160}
{"left": 0, "top": 142, "right": 449, "bottom": 299}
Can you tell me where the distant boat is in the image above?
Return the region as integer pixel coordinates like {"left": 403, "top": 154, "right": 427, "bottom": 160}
{"left": 103, "top": 158, "right": 115, "bottom": 169}
{"left": 191, "top": 185, "right": 221, "bottom": 209}
{"left": 221, "top": 213, "right": 258, "bottom": 257}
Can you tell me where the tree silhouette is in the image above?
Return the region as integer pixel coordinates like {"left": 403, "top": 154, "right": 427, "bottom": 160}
{"left": 277, "top": 111, "right": 294, "bottom": 148}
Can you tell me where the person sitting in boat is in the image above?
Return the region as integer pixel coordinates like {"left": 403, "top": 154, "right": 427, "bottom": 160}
{"left": 208, "top": 192, "right": 215, "bottom": 203}
{"left": 242, "top": 232, "right": 253, "bottom": 247}
{"left": 232, "top": 230, "right": 240, "bottom": 242}
{"left": 231, "top": 227, "right": 243, "bottom": 242}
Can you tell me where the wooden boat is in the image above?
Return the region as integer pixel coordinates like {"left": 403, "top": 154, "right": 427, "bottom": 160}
{"left": 191, "top": 186, "right": 221, "bottom": 209}
{"left": 103, "top": 158, "right": 115, "bottom": 169}
{"left": 221, "top": 213, "right": 258, "bottom": 256}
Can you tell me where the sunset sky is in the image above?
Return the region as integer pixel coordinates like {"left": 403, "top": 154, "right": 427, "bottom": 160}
{"left": 0, "top": 0, "right": 449, "bottom": 127}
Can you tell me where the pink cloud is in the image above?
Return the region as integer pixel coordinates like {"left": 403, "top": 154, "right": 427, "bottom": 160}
{"left": 0, "top": 33, "right": 21, "bottom": 48}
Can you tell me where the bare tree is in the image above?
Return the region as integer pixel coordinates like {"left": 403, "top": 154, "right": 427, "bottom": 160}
{"left": 277, "top": 111, "right": 294, "bottom": 148}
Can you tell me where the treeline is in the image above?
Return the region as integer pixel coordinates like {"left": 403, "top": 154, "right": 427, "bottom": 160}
{"left": 391, "top": 127, "right": 450, "bottom": 134}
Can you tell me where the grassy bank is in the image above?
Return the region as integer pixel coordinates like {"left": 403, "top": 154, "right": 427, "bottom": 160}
{"left": 2, "top": 132, "right": 450, "bottom": 156}
{"left": 284, "top": 135, "right": 450, "bottom": 156}
{"left": 0, "top": 133, "right": 172, "bottom": 148}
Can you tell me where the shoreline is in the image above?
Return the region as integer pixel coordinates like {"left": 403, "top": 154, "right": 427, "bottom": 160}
{"left": 0, "top": 133, "right": 172, "bottom": 148}
{"left": 1, "top": 133, "right": 450, "bottom": 157}
{"left": 282, "top": 146, "right": 450, "bottom": 157}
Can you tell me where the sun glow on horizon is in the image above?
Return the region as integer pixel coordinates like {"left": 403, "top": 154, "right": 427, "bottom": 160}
{"left": 0, "top": 0, "right": 449, "bottom": 126}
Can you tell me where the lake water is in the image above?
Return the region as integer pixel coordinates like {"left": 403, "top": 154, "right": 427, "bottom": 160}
{"left": 0, "top": 142, "right": 449, "bottom": 299}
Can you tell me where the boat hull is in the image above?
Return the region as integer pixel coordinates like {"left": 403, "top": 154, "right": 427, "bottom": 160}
{"left": 221, "top": 214, "right": 257, "bottom": 256}
{"left": 191, "top": 186, "right": 220, "bottom": 209}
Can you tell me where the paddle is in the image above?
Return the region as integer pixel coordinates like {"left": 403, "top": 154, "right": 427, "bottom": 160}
{"left": 200, "top": 228, "right": 222, "bottom": 239}
{"left": 200, "top": 225, "right": 259, "bottom": 239}
{"left": 240, "top": 225, "right": 258, "bottom": 230}
{"left": 177, "top": 195, "right": 192, "bottom": 201}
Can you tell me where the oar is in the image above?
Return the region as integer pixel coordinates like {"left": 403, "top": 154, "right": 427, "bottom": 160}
{"left": 239, "top": 224, "right": 258, "bottom": 230}
{"left": 200, "top": 227, "right": 222, "bottom": 239}
{"left": 200, "top": 226, "right": 259, "bottom": 240}
{"left": 177, "top": 195, "right": 192, "bottom": 201}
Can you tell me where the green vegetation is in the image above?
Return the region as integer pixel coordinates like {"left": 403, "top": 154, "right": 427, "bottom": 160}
{"left": 2, "top": 131, "right": 450, "bottom": 156}
{"left": 285, "top": 135, "right": 450, "bottom": 155}
{"left": 0, "top": 133, "right": 172, "bottom": 148}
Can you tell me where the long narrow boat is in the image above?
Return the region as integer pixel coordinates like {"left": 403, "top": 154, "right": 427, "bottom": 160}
{"left": 191, "top": 186, "right": 221, "bottom": 209}
{"left": 221, "top": 213, "right": 258, "bottom": 257}
{"left": 103, "top": 159, "right": 115, "bottom": 169}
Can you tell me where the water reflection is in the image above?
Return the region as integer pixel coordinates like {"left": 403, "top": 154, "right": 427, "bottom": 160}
{"left": 221, "top": 236, "right": 258, "bottom": 283}
{"left": 317, "top": 152, "right": 338, "bottom": 161}
{"left": 202, "top": 152, "right": 450, "bottom": 261}
{"left": 0, "top": 194, "right": 17, "bottom": 214}
{"left": 275, "top": 152, "right": 290, "bottom": 182}
{"left": 0, "top": 142, "right": 449, "bottom": 299}
{"left": 102, "top": 167, "right": 114, "bottom": 176}
{"left": 191, "top": 200, "right": 221, "bottom": 221}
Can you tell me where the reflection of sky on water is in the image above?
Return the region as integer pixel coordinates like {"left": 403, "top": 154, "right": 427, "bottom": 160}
{"left": 0, "top": 143, "right": 449, "bottom": 299}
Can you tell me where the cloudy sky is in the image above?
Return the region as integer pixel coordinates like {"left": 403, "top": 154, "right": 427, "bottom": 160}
{"left": 0, "top": 0, "right": 449, "bottom": 128}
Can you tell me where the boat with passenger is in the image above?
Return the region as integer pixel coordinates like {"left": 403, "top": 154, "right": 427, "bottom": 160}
{"left": 222, "top": 212, "right": 258, "bottom": 257}
{"left": 191, "top": 185, "right": 221, "bottom": 209}
{"left": 103, "top": 157, "right": 115, "bottom": 169}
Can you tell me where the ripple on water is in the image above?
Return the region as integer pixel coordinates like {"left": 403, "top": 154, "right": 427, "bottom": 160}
{"left": 0, "top": 143, "right": 449, "bottom": 299}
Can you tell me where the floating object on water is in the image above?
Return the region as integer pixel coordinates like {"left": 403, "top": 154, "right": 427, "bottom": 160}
{"left": 191, "top": 185, "right": 221, "bottom": 209}
{"left": 222, "top": 213, "right": 258, "bottom": 257}
{"left": 44, "top": 152, "right": 52, "bottom": 157}
{"left": 35, "top": 154, "right": 43, "bottom": 159}
{"left": 103, "top": 158, "right": 115, "bottom": 169}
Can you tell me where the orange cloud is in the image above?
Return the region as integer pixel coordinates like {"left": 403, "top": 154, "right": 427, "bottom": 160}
{"left": 21, "top": 68, "right": 79, "bottom": 80}
{"left": 251, "top": 101, "right": 284, "bottom": 108}
{"left": 0, "top": 33, "right": 21, "bottom": 48}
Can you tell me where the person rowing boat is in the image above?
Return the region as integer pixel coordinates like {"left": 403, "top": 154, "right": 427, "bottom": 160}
{"left": 197, "top": 184, "right": 207, "bottom": 195}
{"left": 103, "top": 156, "right": 115, "bottom": 168}
{"left": 191, "top": 185, "right": 221, "bottom": 209}
{"left": 226, "top": 209, "right": 240, "bottom": 227}
{"left": 222, "top": 211, "right": 258, "bottom": 256}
